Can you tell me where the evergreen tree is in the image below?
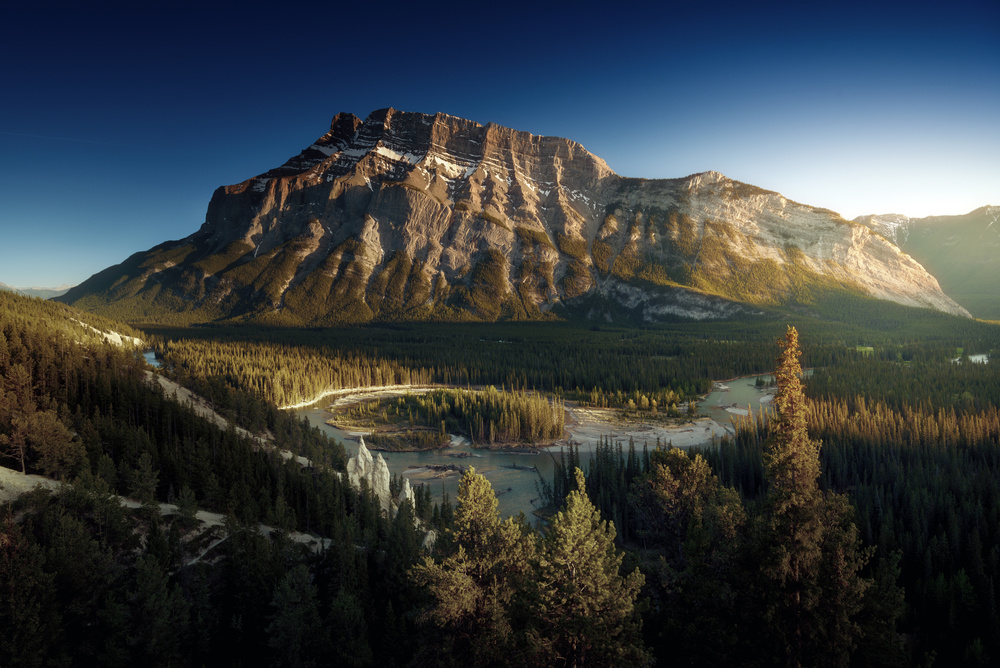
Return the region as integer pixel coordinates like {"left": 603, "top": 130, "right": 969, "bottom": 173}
{"left": 412, "top": 467, "right": 536, "bottom": 666}
{"left": 530, "top": 468, "right": 648, "bottom": 667}
{"left": 0, "top": 512, "right": 63, "bottom": 668}
{"left": 123, "top": 554, "right": 191, "bottom": 667}
{"left": 29, "top": 410, "right": 82, "bottom": 480}
{"left": 266, "top": 564, "right": 325, "bottom": 668}
{"left": 0, "top": 363, "right": 36, "bottom": 474}
{"left": 629, "top": 448, "right": 745, "bottom": 662}
{"left": 175, "top": 484, "right": 198, "bottom": 528}
{"left": 759, "top": 327, "right": 871, "bottom": 667}
{"left": 327, "top": 589, "right": 373, "bottom": 667}
{"left": 130, "top": 452, "right": 159, "bottom": 510}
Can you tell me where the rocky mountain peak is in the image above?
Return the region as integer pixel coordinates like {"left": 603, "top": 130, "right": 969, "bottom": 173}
{"left": 58, "top": 110, "right": 974, "bottom": 324}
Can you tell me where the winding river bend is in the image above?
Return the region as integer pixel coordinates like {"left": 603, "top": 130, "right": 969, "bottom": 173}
{"left": 296, "top": 375, "right": 775, "bottom": 519}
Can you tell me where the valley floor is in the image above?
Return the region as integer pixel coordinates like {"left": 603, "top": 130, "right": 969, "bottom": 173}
{"left": 563, "top": 405, "right": 730, "bottom": 449}
{"left": 311, "top": 383, "right": 736, "bottom": 452}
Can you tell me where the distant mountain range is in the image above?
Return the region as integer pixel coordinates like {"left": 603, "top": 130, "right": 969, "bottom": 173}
{"left": 855, "top": 206, "right": 1000, "bottom": 320}
{"left": 58, "top": 108, "right": 976, "bottom": 324}
{"left": 0, "top": 282, "right": 73, "bottom": 299}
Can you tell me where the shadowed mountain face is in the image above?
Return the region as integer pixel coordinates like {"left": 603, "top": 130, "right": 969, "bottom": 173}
{"left": 59, "top": 108, "right": 970, "bottom": 324}
{"left": 855, "top": 207, "right": 1000, "bottom": 320}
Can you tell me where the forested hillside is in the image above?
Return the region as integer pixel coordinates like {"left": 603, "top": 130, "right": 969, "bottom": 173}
{"left": 0, "top": 291, "right": 429, "bottom": 666}
{"left": 0, "top": 292, "right": 653, "bottom": 666}
{"left": 4, "top": 290, "right": 1000, "bottom": 666}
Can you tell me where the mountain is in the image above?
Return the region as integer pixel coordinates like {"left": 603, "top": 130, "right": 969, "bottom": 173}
{"left": 0, "top": 283, "right": 73, "bottom": 299}
{"left": 855, "top": 206, "right": 1000, "bottom": 320}
{"left": 59, "top": 108, "right": 970, "bottom": 324}
{"left": 20, "top": 284, "right": 73, "bottom": 299}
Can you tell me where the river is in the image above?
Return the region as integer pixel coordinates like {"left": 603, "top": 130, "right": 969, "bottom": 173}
{"left": 296, "top": 375, "right": 774, "bottom": 519}
{"left": 700, "top": 374, "right": 775, "bottom": 423}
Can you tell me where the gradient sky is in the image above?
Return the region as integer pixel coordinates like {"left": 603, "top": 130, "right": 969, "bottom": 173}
{"left": 1, "top": 0, "right": 997, "bottom": 287}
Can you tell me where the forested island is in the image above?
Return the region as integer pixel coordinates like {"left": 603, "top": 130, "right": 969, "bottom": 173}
{"left": 332, "top": 387, "right": 565, "bottom": 450}
{"left": 2, "top": 290, "right": 1000, "bottom": 666}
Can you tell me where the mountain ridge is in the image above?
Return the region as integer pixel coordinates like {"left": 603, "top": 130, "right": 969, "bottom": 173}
{"left": 59, "top": 108, "right": 971, "bottom": 324}
{"left": 854, "top": 205, "right": 1000, "bottom": 319}
{"left": 0, "top": 283, "right": 74, "bottom": 299}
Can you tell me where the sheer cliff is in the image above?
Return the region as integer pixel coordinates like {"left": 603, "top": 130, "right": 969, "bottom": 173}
{"left": 59, "top": 108, "right": 970, "bottom": 323}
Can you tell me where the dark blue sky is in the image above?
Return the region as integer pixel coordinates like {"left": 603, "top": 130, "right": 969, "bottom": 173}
{"left": 2, "top": 0, "right": 997, "bottom": 287}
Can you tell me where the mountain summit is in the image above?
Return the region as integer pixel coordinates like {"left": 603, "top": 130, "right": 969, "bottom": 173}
{"left": 60, "top": 109, "right": 970, "bottom": 323}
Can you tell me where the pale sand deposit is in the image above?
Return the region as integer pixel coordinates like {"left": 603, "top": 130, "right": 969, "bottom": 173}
{"left": 562, "top": 405, "right": 731, "bottom": 450}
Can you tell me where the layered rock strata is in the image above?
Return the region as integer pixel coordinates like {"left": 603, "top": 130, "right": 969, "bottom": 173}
{"left": 59, "top": 109, "right": 970, "bottom": 321}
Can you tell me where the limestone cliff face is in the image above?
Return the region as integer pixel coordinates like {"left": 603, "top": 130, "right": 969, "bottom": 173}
{"left": 60, "top": 109, "right": 970, "bottom": 321}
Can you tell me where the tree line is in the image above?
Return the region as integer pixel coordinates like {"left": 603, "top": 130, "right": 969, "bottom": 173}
{"left": 548, "top": 328, "right": 893, "bottom": 665}
{"left": 347, "top": 387, "right": 565, "bottom": 446}
{"left": 0, "top": 290, "right": 645, "bottom": 666}
{"left": 148, "top": 304, "right": 999, "bottom": 414}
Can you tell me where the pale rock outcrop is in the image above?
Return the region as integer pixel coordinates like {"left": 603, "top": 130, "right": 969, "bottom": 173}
{"left": 345, "top": 437, "right": 422, "bottom": 524}
{"left": 400, "top": 475, "right": 416, "bottom": 509}
{"left": 346, "top": 436, "right": 393, "bottom": 514}
{"left": 422, "top": 529, "right": 438, "bottom": 551}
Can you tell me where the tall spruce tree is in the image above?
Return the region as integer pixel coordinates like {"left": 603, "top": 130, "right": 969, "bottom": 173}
{"left": 760, "top": 326, "right": 871, "bottom": 667}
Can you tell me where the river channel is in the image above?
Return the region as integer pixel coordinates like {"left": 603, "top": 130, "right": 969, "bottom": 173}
{"left": 296, "top": 375, "right": 775, "bottom": 519}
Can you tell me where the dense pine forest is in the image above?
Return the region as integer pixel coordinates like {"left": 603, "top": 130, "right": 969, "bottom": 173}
{"left": 3, "top": 289, "right": 1000, "bottom": 666}
{"left": 343, "top": 387, "right": 565, "bottom": 448}
{"left": 558, "top": 350, "right": 1000, "bottom": 665}
{"left": 0, "top": 291, "right": 427, "bottom": 666}
{"left": 147, "top": 293, "right": 998, "bottom": 410}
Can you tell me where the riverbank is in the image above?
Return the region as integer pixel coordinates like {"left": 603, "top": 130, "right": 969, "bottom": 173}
{"left": 315, "top": 382, "right": 737, "bottom": 453}
{"left": 295, "top": 378, "right": 766, "bottom": 520}
{"left": 324, "top": 385, "right": 566, "bottom": 452}
{"left": 563, "top": 404, "right": 730, "bottom": 449}
{"left": 278, "top": 384, "right": 445, "bottom": 411}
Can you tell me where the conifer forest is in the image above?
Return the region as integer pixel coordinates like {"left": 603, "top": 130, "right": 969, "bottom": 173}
{"left": 2, "top": 289, "right": 1000, "bottom": 666}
